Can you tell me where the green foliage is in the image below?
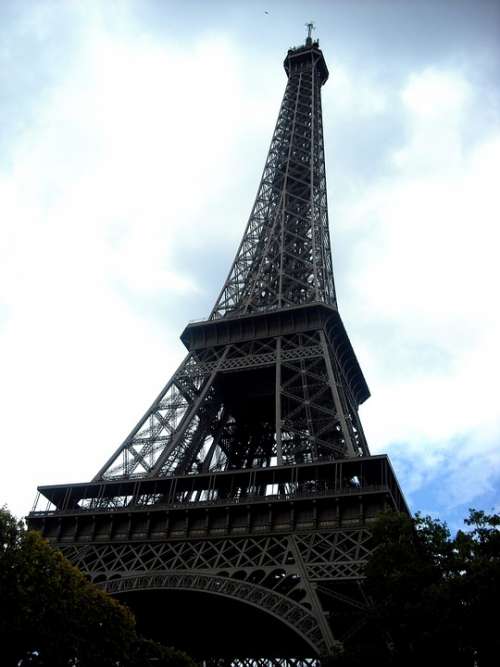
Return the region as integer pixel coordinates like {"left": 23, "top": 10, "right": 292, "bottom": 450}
{"left": 0, "top": 506, "right": 136, "bottom": 665}
{"left": 128, "top": 637, "right": 196, "bottom": 667}
{"left": 0, "top": 505, "right": 23, "bottom": 553}
{"left": 332, "top": 508, "right": 500, "bottom": 666}
{"left": 0, "top": 506, "right": 196, "bottom": 667}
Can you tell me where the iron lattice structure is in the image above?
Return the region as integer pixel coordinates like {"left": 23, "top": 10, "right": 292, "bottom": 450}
{"left": 29, "top": 34, "right": 408, "bottom": 660}
{"left": 91, "top": 38, "right": 368, "bottom": 482}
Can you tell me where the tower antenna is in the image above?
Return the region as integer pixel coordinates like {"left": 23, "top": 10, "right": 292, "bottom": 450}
{"left": 305, "top": 21, "right": 315, "bottom": 45}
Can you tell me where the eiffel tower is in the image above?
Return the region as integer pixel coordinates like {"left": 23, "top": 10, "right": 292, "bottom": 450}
{"left": 29, "top": 28, "right": 408, "bottom": 660}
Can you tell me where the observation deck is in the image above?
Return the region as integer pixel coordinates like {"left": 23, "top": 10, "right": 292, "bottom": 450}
{"left": 284, "top": 39, "right": 329, "bottom": 85}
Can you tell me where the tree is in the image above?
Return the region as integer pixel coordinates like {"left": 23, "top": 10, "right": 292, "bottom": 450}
{"left": 0, "top": 506, "right": 136, "bottom": 665}
{"left": 0, "top": 506, "right": 196, "bottom": 667}
{"left": 452, "top": 510, "right": 500, "bottom": 666}
{"left": 331, "top": 509, "right": 500, "bottom": 666}
{"left": 128, "top": 637, "right": 195, "bottom": 667}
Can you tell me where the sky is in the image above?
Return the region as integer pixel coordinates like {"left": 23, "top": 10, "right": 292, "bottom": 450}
{"left": 1, "top": 0, "right": 499, "bottom": 530}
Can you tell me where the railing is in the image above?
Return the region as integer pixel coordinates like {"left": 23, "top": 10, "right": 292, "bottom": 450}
{"left": 29, "top": 483, "right": 390, "bottom": 517}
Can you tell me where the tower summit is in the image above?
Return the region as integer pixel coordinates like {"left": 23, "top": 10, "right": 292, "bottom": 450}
{"left": 29, "top": 31, "right": 408, "bottom": 660}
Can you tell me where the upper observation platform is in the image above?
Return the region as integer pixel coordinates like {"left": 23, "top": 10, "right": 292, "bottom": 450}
{"left": 284, "top": 34, "right": 329, "bottom": 86}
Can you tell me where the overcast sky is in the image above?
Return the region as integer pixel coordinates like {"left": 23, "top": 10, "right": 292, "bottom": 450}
{"left": 1, "top": 0, "right": 499, "bottom": 529}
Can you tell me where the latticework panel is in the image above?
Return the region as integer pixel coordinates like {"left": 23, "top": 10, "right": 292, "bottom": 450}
{"left": 60, "top": 530, "right": 373, "bottom": 584}
{"left": 228, "top": 661, "right": 319, "bottom": 667}
{"left": 295, "top": 529, "right": 373, "bottom": 580}
{"left": 61, "top": 534, "right": 295, "bottom": 576}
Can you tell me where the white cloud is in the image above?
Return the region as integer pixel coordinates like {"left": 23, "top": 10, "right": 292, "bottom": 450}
{"left": 329, "top": 63, "right": 389, "bottom": 116}
{"left": 346, "top": 67, "right": 500, "bottom": 510}
{"left": 401, "top": 67, "right": 469, "bottom": 119}
{"left": 0, "top": 8, "right": 268, "bottom": 517}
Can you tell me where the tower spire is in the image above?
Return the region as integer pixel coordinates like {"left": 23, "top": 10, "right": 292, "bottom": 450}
{"left": 305, "top": 21, "right": 315, "bottom": 45}
{"left": 212, "top": 32, "right": 331, "bottom": 320}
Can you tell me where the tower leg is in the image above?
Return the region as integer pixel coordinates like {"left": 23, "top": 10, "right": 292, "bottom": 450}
{"left": 289, "top": 535, "right": 340, "bottom": 654}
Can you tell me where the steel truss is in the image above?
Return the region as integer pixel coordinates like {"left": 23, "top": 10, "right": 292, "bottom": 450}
{"left": 28, "top": 34, "right": 409, "bottom": 659}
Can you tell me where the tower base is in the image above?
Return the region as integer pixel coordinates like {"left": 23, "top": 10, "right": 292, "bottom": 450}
{"left": 28, "top": 455, "right": 408, "bottom": 657}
